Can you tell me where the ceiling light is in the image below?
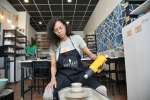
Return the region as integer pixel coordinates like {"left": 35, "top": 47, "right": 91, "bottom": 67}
{"left": 66, "top": 21, "right": 70, "bottom": 24}
{"left": 38, "top": 21, "right": 42, "bottom": 25}
{"left": 67, "top": 0, "right": 72, "bottom": 3}
{"left": 24, "top": 0, "right": 29, "bottom": 3}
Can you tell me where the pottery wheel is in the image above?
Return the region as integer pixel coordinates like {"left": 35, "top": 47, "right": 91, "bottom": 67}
{"left": 65, "top": 88, "right": 89, "bottom": 99}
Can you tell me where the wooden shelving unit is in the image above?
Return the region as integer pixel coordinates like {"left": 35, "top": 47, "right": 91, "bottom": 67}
{"left": 86, "top": 34, "right": 97, "bottom": 54}
{"left": 1, "top": 29, "right": 27, "bottom": 82}
{"left": 36, "top": 33, "right": 50, "bottom": 58}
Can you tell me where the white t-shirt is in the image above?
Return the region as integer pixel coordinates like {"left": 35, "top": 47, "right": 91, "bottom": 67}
{"left": 50, "top": 35, "right": 87, "bottom": 60}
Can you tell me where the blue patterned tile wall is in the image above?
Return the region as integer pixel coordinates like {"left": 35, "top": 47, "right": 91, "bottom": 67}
{"left": 95, "top": 2, "right": 125, "bottom": 52}
{"left": 95, "top": 1, "right": 139, "bottom": 53}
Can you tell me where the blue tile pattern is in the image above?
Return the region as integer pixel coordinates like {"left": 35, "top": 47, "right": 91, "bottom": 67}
{"left": 95, "top": 2, "right": 125, "bottom": 52}
{"left": 95, "top": 1, "right": 139, "bottom": 53}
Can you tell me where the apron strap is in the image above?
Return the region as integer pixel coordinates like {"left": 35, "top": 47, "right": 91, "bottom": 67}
{"left": 69, "top": 36, "right": 77, "bottom": 50}
{"left": 58, "top": 36, "right": 77, "bottom": 55}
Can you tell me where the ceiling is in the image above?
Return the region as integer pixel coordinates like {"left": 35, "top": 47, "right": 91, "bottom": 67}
{"left": 7, "top": 0, "right": 99, "bottom": 32}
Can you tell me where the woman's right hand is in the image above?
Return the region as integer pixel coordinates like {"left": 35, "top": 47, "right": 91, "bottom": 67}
{"left": 45, "top": 77, "right": 57, "bottom": 91}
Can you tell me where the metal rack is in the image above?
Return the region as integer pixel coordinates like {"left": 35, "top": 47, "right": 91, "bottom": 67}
{"left": 36, "top": 33, "right": 49, "bottom": 58}
{"left": 1, "top": 29, "right": 27, "bottom": 82}
{"left": 86, "top": 34, "right": 97, "bottom": 54}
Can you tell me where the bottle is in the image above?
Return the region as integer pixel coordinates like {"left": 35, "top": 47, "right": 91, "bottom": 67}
{"left": 84, "top": 54, "right": 108, "bottom": 79}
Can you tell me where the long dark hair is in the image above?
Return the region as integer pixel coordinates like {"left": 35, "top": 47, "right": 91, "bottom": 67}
{"left": 47, "top": 17, "right": 72, "bottom": 48}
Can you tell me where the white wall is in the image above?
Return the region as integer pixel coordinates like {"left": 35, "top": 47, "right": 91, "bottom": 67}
{"left": 17, "top": 12, "right": 29, "bottom": 35}
{"left": 84, "top": 0, "right": 122, "bottom": 35}
{"left": 28, "top": 24, "right": 37, "bottom": 41}
{"left": 122, "top": 12, "right": 150, "bottom": 100}
{"left": 17, "top": 12, "right": 37, "bottom": 44}
{"left": 0, "top": 0, "right": 18, "bottom": 29}
{"left": 0, "top": 0, "right": 17, "bottom": 14}
{"left": 18, "top": 12, "right": 37, "bottom": 41}
{"left": 0, "top": 0, "right": 36, "bottom": 37}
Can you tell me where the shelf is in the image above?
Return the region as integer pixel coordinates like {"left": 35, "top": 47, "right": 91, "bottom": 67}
{"left": 3, "top": 45, "right": 15, "bottom": 47}
{"left": 87, "top": 45, "right": 96, "bottom": 47}
{"left": 16, "top": 30, "right": 26, "bottom": 37}
{"left": 37, "top": 40, "right": 49, "bottom": 42}
{"left": 7, "top": 60, "right": 14, "bottom": 62}
{"left": 4, "top": 38, "right": 26, "bottom": 45}
{"left": 4, "top": 37, "right": 15, "bottom": 40}
{"left": 16, "top": 54, "right": 26, "bottom": 57}
{"left": 2, "top": 29, "right": 27, "bottom": 82}
{"left": 86, "top": 34, "right": 95, "bottom": 36}
{"left": 38, "top": 46, "right": 49, "bottom": 49}
{"left": 36, "top": 33, "right": 49, "bottom": 58}
{"left": 3, "top": 52, "right": 15, "bottom": 56}
{"left": 16, "top": 46, "right": 25, "bottom": 50}
{"left": 130, "top": 0, "right": 150, "bottom": 15}
{"left": 87, "top": 39, "right": 95, "bottom": 42}
{"left": 87, "top": 41, "right": 96, "bottom": 43}
{"left": 4, "top": 29, "right": 26, "bottom": 37}
{"left": 3, "top": 45, "right": 24, "bottom": 49}
{"left": 86, "top": 34, "right": 97, "bottom": 56}
{"left": 17, "top": 41, "right": 26, "bottom": 44}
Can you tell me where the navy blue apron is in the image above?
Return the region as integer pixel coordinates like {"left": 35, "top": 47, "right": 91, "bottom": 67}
{"left": 57, "top": 38, "right": 87, "bottom": 80}
{"left": 53, "top": 37, "right": 100, "bottom": 100}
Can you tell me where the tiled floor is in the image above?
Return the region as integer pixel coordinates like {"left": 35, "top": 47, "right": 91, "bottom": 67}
{"left": 8, "top": 80, "right": 127, "bottom": 100}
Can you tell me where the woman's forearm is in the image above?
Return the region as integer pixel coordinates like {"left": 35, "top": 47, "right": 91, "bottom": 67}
{"left": 50, "top": 51, "right": 57, "bottom": 80}
{"left": 51, "top": 62, "right": 56, "bottom": 80}
{"left": 83, "top": 47, "right": 97, "bottom": 60}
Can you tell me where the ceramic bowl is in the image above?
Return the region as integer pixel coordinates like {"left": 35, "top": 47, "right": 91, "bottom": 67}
{"left": 71, "top": 83, "right": 83, "bottom": 92}
{"left": 0, "top": 78, "right": 8, "bottom": 92}
{"left": 71, "top": 82, "right": 82, "bottom": 87}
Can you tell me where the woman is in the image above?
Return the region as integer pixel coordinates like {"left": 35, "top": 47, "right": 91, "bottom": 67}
{"left": 43, "top": 17, "right": 107, "bottom": 100}
{"left": 25, "top": 37, "right": 37, "bottom": 59}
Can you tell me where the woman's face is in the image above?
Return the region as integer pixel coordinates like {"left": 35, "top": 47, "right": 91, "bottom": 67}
{"left": 54, "top": 21, "right": 67, "bottom": 40}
